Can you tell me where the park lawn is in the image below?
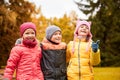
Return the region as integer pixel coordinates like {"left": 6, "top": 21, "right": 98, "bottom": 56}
{"left": 94, "top": 67, "right": 120, "bottom": 80}
{"left": 1, "top": 67, "right": 120, "bottom": 80}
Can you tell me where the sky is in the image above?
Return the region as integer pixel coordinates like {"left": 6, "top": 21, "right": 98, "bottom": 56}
{"left": 29, "top": 0, "right": 89, "bottom": 19}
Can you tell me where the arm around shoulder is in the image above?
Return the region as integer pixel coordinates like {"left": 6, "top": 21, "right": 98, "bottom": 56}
{"left": 66, "top": 41, "right": 73, "bottom": 64}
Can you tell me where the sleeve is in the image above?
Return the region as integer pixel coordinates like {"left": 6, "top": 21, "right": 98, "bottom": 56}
{"left": 91, "top": 49, "right": 101, "bottom": 66}
{"left": 15, "top": 38, "right": 22, "bottom": 45}
{"left": 4, "top": 47, "right": 21, "bottom": 80}
{"left": 66, "top": 41, "right": 72, "bottom": 64}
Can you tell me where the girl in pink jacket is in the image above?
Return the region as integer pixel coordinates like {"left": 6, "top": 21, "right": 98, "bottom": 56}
{"left": 3, "top": 22, "right": 44, "bottom": 80}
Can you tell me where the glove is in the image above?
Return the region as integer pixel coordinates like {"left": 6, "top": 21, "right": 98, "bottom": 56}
{"left": 92, "top": 40, "right": 100, "bottom": 53}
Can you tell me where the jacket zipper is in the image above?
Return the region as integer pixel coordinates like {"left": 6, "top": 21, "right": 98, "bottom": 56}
{"left": 78, "top": 39, "right": 81, "bottom": 80}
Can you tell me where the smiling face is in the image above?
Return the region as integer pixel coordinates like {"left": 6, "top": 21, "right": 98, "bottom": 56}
{"left": 78, "top": 24, "right": 89, "bottom": 37}
{"left": 50, "top": 31, "right": 62, "bottom": 44}
{"left": 22, "top": 28, "right": 36, "bottom": 41}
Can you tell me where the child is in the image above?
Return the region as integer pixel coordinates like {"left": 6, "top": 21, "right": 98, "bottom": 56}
{"left": 66, "top": 20, "right": 101, "bottom": 80}
{"left": 40, "top": 25, "right": 67, "bottom": 80}
{"left": 3, "top": 22, "right": 44, "bottom": 80}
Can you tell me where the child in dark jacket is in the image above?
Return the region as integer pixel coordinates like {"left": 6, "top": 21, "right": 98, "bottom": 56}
{"left": 40, "top": 25, "right": 67, "bottom": 80}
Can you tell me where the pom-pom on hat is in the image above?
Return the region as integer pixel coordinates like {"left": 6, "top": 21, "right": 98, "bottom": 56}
{"left": 72, "top": 20, "right": 92, "bottom": 53}
{"left": 46, "top": 25, "right": 61, "bottom": 40}
{"left": 20, "top": 22, "right": 36, "bottom": 36}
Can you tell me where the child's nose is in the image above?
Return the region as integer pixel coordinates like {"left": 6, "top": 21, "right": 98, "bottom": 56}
{"left": 83, "top": 27, "right": 86, "bottom": 29}
{"left": 28, "top": 34, "right": 32, "bottom": 36}
{"left": 57, "top": 34, "right": 61, "bottom": 37}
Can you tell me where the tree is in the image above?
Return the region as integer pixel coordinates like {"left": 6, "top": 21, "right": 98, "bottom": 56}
{"left": 75, "top": 0, "right": 120, "bottom": 66}
{"left": 0, "top": 0, "right": 38, "bottom": 67}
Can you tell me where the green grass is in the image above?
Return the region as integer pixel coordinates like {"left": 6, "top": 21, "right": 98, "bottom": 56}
{"left": 1, "top": 67, "right": 120, "bottom": 80}
{"left": 94, "top": 67, "right": 120, "bottom": 80}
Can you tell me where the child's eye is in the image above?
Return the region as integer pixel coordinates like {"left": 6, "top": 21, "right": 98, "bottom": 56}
{"left": 31, "top": 32, "right": 35, "bottom": 34}
{"left": 80, "top": 26, "right": 84, "bottom": 28}
{"left": 86, "top": 27, "right": 89, "bottom": 29}
{"left": 59, "top": 33, "right": 61, "bottom": 35}
{"left": 25, "top": 32, "right": 29, "bottom": 34}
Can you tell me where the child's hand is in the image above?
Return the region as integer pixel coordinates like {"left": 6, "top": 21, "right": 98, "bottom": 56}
{"left": 92, "top": 40, "right": 100, "bottom": 53}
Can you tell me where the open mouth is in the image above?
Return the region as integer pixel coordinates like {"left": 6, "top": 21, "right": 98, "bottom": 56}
{"left": 55, "top": 39, "right": 61, "bottom": 41}
{"left": 81, "top": 31, "right": 86, "bottom": 33}
{"left": 26, "top": 38, "right": 34, "bottom": 41}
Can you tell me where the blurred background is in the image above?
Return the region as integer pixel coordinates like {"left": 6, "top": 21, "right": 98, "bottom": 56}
{"left": 0, "top": 0, "right": 120, "bottom": 80}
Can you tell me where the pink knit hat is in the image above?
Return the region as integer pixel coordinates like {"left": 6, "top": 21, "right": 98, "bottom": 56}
{"left": 72, "top": 20, "right": 92, "bottom": 53}
{"left": 20, "top": 22, "right": 36, "bottom": 36}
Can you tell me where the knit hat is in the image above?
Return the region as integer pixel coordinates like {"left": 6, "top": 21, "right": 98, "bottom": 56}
{"left": 72, "top": 20, "right": 92, "bottom": 53}
{"left": 46, "top": 25, "right": 61, "bottom": 40}
{"left": 74, "top": 20, "right": 91, "bottom": 36}
{"left": 20, "top": 22, "right": 36, "bottom": 36}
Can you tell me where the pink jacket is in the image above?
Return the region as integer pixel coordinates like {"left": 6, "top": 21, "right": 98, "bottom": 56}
{"left": 4, "top": 44, "right": 44, "bottom": 80}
